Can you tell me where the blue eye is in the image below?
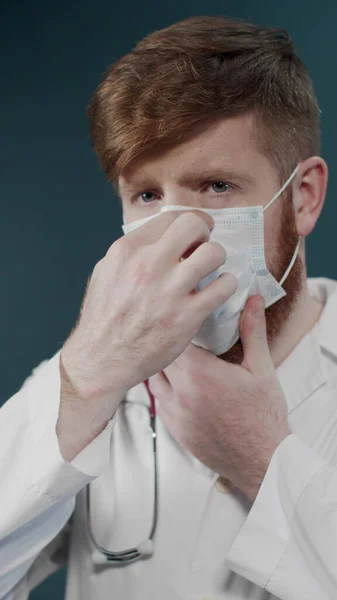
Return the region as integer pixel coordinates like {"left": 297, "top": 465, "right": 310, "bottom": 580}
{"left": 141, "top": 192, "right": 156, "bottom": 202}
{"left": 211, "top": 182, "right": 230, "bottom": 193}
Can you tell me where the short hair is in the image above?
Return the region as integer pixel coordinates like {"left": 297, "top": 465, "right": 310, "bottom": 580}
{"left": 87, "top": 16, "right": 321, "bottom": 184}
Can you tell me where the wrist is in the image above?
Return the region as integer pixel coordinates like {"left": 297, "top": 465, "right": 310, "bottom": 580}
{"left": 57, "top": 350, "right": 124, "bottom": 463}
{"left": 239, "top": 431, "right": 291, "bottom": 502}
{"left": 56, "top": 396, "right": 113, "bottom": 462}
{"left": 60, "top": 345, "right": 127, "bottom": 403}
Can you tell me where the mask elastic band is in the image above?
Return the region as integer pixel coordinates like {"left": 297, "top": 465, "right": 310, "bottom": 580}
{"left": 279, "top": 237, "right": 301, "bottom": 286}
{"left": 263, "top": 164, "right": 300, "bottom": 213}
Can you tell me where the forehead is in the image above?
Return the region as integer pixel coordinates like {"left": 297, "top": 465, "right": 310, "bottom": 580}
{"left": 118, "top": 113, "right": 271, "bottom": 189}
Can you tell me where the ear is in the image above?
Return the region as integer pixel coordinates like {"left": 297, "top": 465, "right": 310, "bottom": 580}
{"left": 292, "top": 157, "right": 328, "bottom": 237}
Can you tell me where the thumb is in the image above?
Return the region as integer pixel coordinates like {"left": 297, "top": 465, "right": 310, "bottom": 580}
{"left": 240, "top": 295, "right": 273, "bottom": 373}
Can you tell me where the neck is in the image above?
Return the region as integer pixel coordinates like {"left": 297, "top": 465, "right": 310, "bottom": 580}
{"left": 269, "top": 277, "right": 323, "bottom": 368}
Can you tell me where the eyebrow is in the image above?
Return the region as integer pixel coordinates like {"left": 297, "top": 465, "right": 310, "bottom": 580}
{"left": 176, "top": 168, "right": 256, "bottom": 189}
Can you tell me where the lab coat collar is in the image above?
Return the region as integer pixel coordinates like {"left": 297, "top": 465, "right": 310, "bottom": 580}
{"left": 276, "top": 277, "right": 337, "bottom": 415}
{"left": 310, "top": 277, "right": 337, "bottom": 359}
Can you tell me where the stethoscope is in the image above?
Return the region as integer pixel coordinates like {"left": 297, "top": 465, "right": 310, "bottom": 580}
{"left": 85, "top": 380, "right": 158, "bottom": 565}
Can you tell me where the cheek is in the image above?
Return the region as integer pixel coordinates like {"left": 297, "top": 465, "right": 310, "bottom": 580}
{"left": 121, "top": 204, "right": 133, "bottom": 225}
{"left": 121, "top": 205, "right": 144, "bottom": 224}
{"left": 265, "top": 199, "right": 299, "bottom": 280}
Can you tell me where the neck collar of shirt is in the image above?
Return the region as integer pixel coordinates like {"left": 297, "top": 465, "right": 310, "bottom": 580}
{"left": 276, "top": 277, "right": 337, "bottom": 415}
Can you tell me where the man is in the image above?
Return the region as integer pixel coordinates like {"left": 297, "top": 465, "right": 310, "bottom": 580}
{"left": 1, "top": 15, "right": 336, "bottom": 600}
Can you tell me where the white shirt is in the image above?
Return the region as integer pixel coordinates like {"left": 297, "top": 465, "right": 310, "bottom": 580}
{"left": 1, "top": 277, "right": 337, "bottom": 600}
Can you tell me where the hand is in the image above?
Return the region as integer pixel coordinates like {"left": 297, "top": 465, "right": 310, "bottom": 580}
{"left": 61, "top": 210, "right": 237, "bottom": 405}
{"left": 148, "top": 295, "right": 291, "bottom": 502}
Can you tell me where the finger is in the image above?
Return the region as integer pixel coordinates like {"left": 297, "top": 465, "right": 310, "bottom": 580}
{"left": 157, "top": 400, "right": 175, "bottom": 431}
{"left": 163, "top": 361, "right": 182, "bottom": 382}
{"left": 174, "top": 342, "right": 213, "bottom": 369}
{"left": 157, "top": 211, "right": 214, "bottom": 263}
{"left": 191, "top": 271, "right": 238, "bottom": 322}
{"left": 240, "top": 295, "right": 274, "bottom": 373}
{"left": 129, "top": 209, "right": 214, "bottom": 251}
{"left": 148, "top": 371, "right": 172, "bottom": 399}
{"left": 176, "top": 241, "right": 227, "bottom": 293}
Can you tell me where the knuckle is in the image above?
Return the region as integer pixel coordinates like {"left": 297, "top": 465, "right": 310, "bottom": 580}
{"left": 158, "top": 306, "right": 181, "bottom": 330}
{"left": 91, "top": 259, "right": 106, "bottom": 283}
{"left": 219, "top": 272, "right": 238, "bottom": 294}
{"left": 216, "top": 285, "right": 233, "bottom": 304}
{"left": 213, "top": 275, "right": 236, "bottom": 302}
{"left": 92, "top": 259, "right": 103, "bottom": 274}
{"left": 107, "top": 237, "right": 127, "bottom": 258}
{"left": 107, "top": 235, "right": 139, "bottom": 263}
{"left": 203, "top": 241, "right": 226, "bottom": 264}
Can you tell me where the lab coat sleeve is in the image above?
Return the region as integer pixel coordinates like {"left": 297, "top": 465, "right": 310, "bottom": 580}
{"left": 225, "top": 433, "right": 337, "bottom": 600}
{"left": 0, "top": 351, "right": 116, "bottom": 599}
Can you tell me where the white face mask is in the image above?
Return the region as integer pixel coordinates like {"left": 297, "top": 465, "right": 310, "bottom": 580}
{"left": 122, "top": 165, "right": 300, "bottom": 355}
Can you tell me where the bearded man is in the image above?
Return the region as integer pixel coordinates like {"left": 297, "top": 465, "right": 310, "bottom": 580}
{"left": 1, "top": 16, "right": 336, "bottom": 600}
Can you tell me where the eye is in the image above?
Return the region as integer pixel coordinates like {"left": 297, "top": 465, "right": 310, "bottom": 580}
{"left": 210, "top": 181, "right": 231, "bottom": 193}
{"left": 140, "top": 191, "right": 158, "bottom": 203}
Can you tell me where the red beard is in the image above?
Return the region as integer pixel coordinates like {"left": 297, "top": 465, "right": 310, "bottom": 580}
{"left": 218, "top": 190, "right": 303, "bottom": 365}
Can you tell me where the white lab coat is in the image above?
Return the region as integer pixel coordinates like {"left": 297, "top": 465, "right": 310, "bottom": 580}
{"left": 1, "top": 277, "right": 337, "bottom": 600}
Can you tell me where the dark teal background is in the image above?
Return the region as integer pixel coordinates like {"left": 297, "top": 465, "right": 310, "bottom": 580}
{"left": 1, "top": 1, "right": 336, "bottom": 598}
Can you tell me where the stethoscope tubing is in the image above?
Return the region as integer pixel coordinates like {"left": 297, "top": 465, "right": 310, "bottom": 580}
{"left": 85, "top": 380, "right": 158, "bottom": 564}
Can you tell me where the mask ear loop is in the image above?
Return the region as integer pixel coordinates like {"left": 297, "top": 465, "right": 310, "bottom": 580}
{"left": 263, "top": 164, "right": 300, "bottom": 213}
{"left": 262, "top": 164, "right": 301, "bottom": 287}
{"left": 279, "top": 238, "right": 301, "bottom": 286}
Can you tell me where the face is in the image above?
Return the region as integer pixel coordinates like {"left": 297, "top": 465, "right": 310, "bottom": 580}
{"left": 118, "top": 113, "right": 303, "bottom": 363}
